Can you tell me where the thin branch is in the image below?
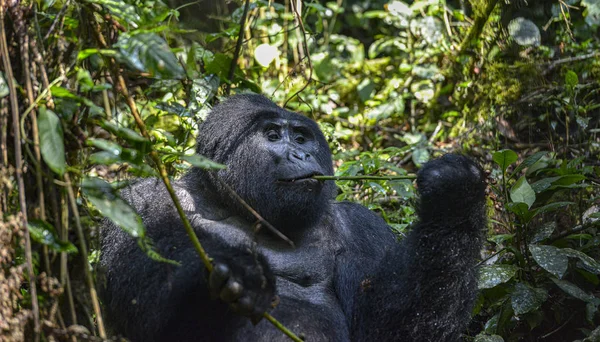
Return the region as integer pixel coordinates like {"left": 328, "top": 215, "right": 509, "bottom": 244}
{"left": 225, "top": 0, "right": 250, "bottom": 95}
{"left": 313, "top": 174, "right": 417, "bottom": 181}
{"left": 543, "top": 51, "right": 600, "bottom": 76}
{"left": 284, "top": 0, "right": 313, "bottom": 107}
{"left": 64, "top": 173, "right": 107, "bottom": 338}
{"left": 217, "top": 178, "right": 295, "bottom": 247}
{"left": 0, "top": 2, "right": 41, "bottom": 337}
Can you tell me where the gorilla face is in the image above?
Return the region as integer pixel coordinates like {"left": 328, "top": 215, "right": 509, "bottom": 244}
{"left": 194, "top": 94, "right": 335, "bottom": 231}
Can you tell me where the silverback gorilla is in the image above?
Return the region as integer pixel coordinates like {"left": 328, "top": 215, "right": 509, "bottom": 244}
{"left": 99, "top": 94, "right": 486, "bottom": 341}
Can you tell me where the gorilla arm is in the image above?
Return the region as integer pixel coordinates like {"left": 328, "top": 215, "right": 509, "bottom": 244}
{"left": 350, "top": 154, "right": 486, "bottom": 341}
{"left": 99, "top": 179, "right": 275, "bottom": 341}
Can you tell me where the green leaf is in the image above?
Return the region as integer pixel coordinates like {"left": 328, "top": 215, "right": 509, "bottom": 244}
{"left": 366, "top": 97, "right": 405, "bottom": 120}
{"left": 507, "top": 202, "right": 530, "bottom": 220}
{"left": 551, "top": 278, "right": 600, "bottom": 303}
{"left": 81, "top": 177, "right": 145, "bottom": 238}
{"left": 115, "top": 33, "right": 185, "bottom": 79}
{"left": 478, "top": 264, "right": 519, "bottom": 289}
{"left": 38, "top": 106, "right": 66, "bottom": 176}
{"left": 100, "top": 122, "right": 149, "bottom": 143}
{"left": 511, "top": 283, "right": 547, "bottom": 315}
{"left": 529, "top": 245, "right": 568, "bottom": 278}
{"left": 87, "top": 138, "right": 123, "bottom": 156}
{"left": 510, "top": 176, "right": 536, "bottom": 209}
{"left": 28, "top": 220, "right": 78, "bottom": 253}
{"left": 493, "top": 149, "right": 518, "bottom": 173}
{"left": 205, "top": 53, "right": 233, "bottom": 80}
{"left": 474, "top": 333, "right": 504, "bottom": 342}
{"left": 531, "top": 202, "right": 573, "bottom": 218}
{"left": 86, "top": 0, "right": 141, "bottom": 27}
{"left": 181, "top": 154, "right": 226, "bottom": 170}
{"left": 531, "top": 222, "right": 556, "bottom": 243}
{"left": 565, "top": 70, "right": 579, "bottom": 89}
{"left": 511, "top": 151, "right": 547, "bottom": 176}
{"left": 561, "top": 248, "right": 600, "bottom": 274}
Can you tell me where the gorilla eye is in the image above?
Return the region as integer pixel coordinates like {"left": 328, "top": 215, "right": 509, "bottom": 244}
{"left": 267, "top": 131, "right": 281, "bottom": 141}
{"left": 295, "top": 136, "right": 306, "bottom": 144}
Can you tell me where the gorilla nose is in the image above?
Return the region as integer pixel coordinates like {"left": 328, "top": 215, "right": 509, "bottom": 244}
{"left": 289, "top": 150, "right": 310, "bottom": 161}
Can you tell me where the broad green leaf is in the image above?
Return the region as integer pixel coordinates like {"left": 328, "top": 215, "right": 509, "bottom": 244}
{"left": 511, "top": 283, "right": 547, "bottom": 315}
{"left": 551, "top": 278, "right": 600, "bottom": 304}
{"left": 181, "top": 154, "right": 226, "bottom": 170}
{"left": 510, "top": 176, "right": 536, "bottom": 209}
{"left": 507, "top": 202, "right": 530, "bottom": 220}
{"left": 529, "top": 245, "right": 568, "bottom": 278}
{"left": 28, "top": 220, "right": 77, "bottom": 253}
{"left": 562, "top": 248, "right": 600, "bottom": 274}
{"left": 38, "top": 106, "right": 66, "bottom": 176}
{"left": 115, "top": 33, "right": 185, "bottom": 79}
{"left": 101, "top": 122, "right": 148, "bottom": 143}
{"left": 86, "top": 0, "right": 141, "bottom": 27}
{"left": 412, "top": 148, "right": 430, "bottom": 167}
{"left": 205, "top": 53, "right": 233, "bottom": 80}
{"left": 531, "top": 176, "right": 561, "bottom": 193}
{"left": 531, "top": 222, "right": 556, "bottom": 243}
{"left": 81, "top": 177, "right": 145, "bottom": 238}
{"left": 90, "top": 151, "right": 121, "bottom": 165}
{"left": 493, "top": 149, "right": 518, "bottom": 173}
{"left": 508, "top": 17, "right": 541, "bottom": 46}
{"left": 531, "top": 202, "right": 573, "bottom": 218}
{"left": 87, "top": 138, "right": 123, "bottom": 156}
{"left": 474, "top": 333, "right": 504, "bottom": 342}
{"left": 511, "top": 151, "right": 547, "bottom": 176}
{"left": 478, "top": 264, "right": 518, "bottom": 289}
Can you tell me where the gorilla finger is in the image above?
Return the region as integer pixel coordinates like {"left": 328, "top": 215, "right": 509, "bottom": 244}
{"left": 237, "top": 295, "right": 255, "bottom": 315}
{"left": 209, "top": 263, "right": 230, "bottom": 297}
{"left": 220, "top": 279, "right": 243, "bottom": 303}
{"left": 250, "top": 312, "right": 264, "bottom": 325}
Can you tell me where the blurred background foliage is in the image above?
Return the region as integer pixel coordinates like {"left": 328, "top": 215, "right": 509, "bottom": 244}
{"left": 1, "top": 0, "right": 599, "bottom": 340}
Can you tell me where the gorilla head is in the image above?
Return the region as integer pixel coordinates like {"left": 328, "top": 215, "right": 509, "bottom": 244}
{"left": 191, "top": 94, "right": 336, "bottom": 231}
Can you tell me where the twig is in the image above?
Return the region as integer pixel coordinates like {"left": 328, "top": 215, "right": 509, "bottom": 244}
{"left": 284, "top": 0, "right": 313, "bottom": 107}
{"left": 64, "top": 173, "right": 107, "bottom": 338}
{"left": 224, "top": 0, "right": 250, "bottom": 95}
{"left": 548, "top": 221, "right": 598, "bottom": 243}
{"left": 313, "top": 175, "right": 417, "bottom": 181}
{"left": 543, "top": 52, "right": 600, "bottom": 76}
{"left": 217, "top": 178, "right": 295, "bottom": 247}
{"left": 0, "top": 2, "right": 41, "bottom": 337}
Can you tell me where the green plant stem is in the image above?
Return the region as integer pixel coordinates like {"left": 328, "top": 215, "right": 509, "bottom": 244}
{"left": 64, "top": 173, "right": 106, "bottom": 338}
{"left": 0, "top": 3, "right": 41, "bottom": 338}
{"left": 224, "top": 0, "right": 250, "bottom": 95}
{"left": 313, "top": 175, "right": 416, "bottom": 181}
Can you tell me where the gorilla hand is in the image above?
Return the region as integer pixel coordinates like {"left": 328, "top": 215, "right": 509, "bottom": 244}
{"left": 416, "top": 154, "right": 486, "bottom": 221}
{"left": 208, "top": 249, "right": 276, "bottom": 324}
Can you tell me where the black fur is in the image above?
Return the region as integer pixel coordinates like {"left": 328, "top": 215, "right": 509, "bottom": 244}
{"left": 99, "top": 94, "right": 486, "bottom": 341}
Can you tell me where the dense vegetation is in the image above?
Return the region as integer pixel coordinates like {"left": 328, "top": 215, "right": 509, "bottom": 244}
{"left": 1, "top": 0, "right": 599, "bottom": 341}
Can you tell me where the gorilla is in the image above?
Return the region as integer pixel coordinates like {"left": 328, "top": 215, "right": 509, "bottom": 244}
{"left": 99, "top": 94, "right": 486, "bottom": 341}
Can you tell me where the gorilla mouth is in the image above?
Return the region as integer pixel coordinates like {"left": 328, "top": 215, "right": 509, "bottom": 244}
{"left": 277, "top": 172, "right": 323, "bottom": 184}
